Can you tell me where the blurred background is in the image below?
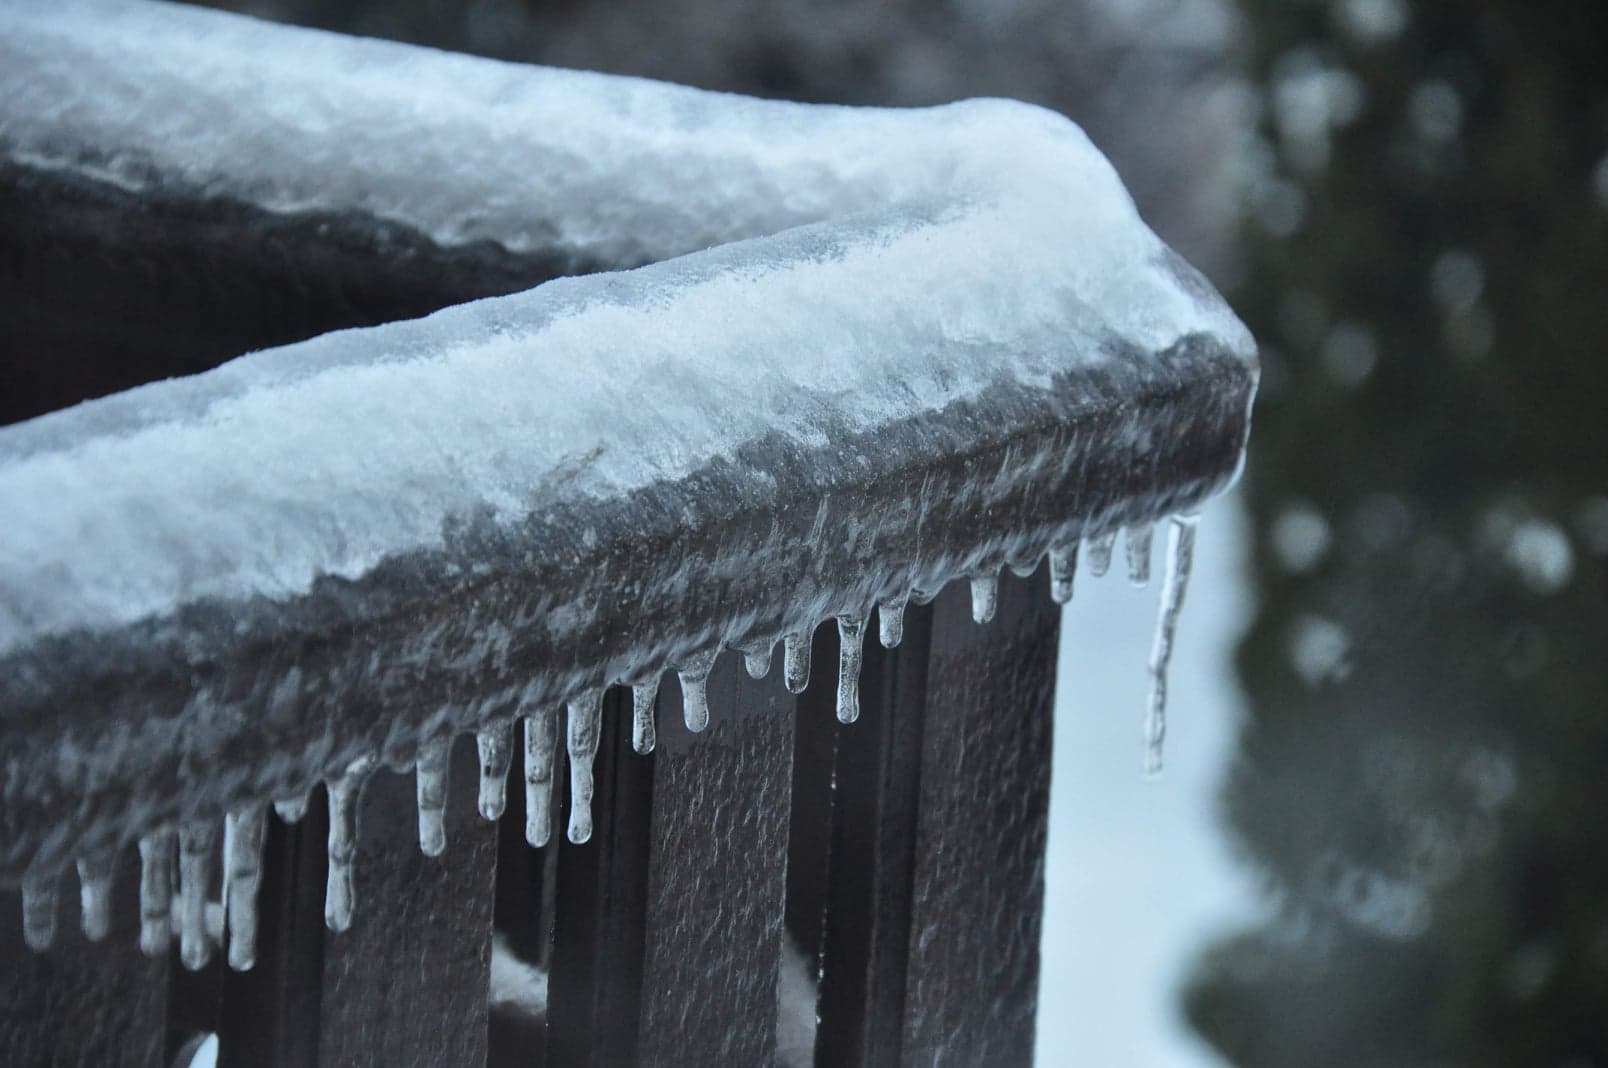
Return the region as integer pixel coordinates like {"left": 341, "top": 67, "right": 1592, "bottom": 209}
{"left": 191, "top": 1, "right": 1608, "bottom": 1063}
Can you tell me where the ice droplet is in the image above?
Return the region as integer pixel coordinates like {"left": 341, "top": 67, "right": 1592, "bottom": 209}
{"left": 416, "top": 737, "right": 452, "bottom": 857}
{"left": 325, "top": 754, "right": 376, "bottom": 933}
{"left": 878, "top": 596, "right": 907, "bottom": 648}
{"left": 179, "top": 821, "right": 217, "bottom": 970}
{"left": 783, "top": 630, "right": 812, "bottom": 694}
{"left": 567, "top": 692, "right": 604, "bottom": 844}
{"left": 679, "top": 649, "right": 719, "bottom": 732}
{"left": 138, "top": 829, "right": 175, "bottom": 956}
{"left": 631, "top": 679, "right": 659, "bottom": 755}
{"left": 1145, "top": 516, "right": 1198, "bottom": 777}
{"left": 1007, "top": 551, "right": 1040, "bottom": 578}
{"left": 836, "top": 614, "right": 866, "bottom": 724}
{"left": 740, "top": 640, "right": 773, "bottom": 679}
{"left": 1049, "top": 542, "right": 1079, "bottom": 604}
{"left": 970, "top": 571, "right": 999, "bottom": 623}
{"left": 21, "top": 870, "right": 58, "bottom": 952}
{"left": 76, "top": 849, "right": 115, "bottom": 943}
{"left": 273, "top": 794, "right": 309, "bottom": 824}
{"left": 523, "top": 707, "right": 559, "bottom": 848}
{"left": 1088, "top": 531, "right": 1117, "bottom": 576}
{"left": 1126, "top": 524, "right": 1154, "bottom": 588}
{"left": 476, "top": 721, "right": 514, "bottom": 821}
{"left": 225, "top": 805, "right": 266, "bottom": 971}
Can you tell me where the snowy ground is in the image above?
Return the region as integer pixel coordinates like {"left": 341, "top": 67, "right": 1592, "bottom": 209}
{"left": 1037, "top": 493, "right": 1262, "bottom": 1066}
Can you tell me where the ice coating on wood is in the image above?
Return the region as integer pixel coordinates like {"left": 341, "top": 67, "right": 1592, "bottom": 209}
{"left": 415, "top": 737, "right": 451, "bottom": 857}
{"left": 1049, "top": 543, "right": 1079, "bottom": 604}
{"left": 178, "top": 821, "right": 216, "bottom": 970}
{"left": 1145, "top": 517, "right": 1199, "bottom": 777}
{"left": 836, "top": 615, "right": 867, "bottom": 725}
{"left": 566, "top": 692, "right": 604, "bottom": 845}
{"left": 678, "top": 650, "right": 719, "bottom": 733}
{"left": 76, "top": 849, "right": 114, "bottom": 942}
{"left": 137, "top": 829, "right": 174, "bottom": 956}
{"left": 476, "top": 721, "right": 514, "bottom": 821}
{"left": 1126, "top": 524, "right": 1154, "bottom": 587}
{"left": 225, "top": 804, "right": 266, "bottom": 971}
{"left": 631, "top": 680, "right": 659, "bottom": 755}
{"left": 878, "top": 598, "right": 907, "bottom": 649}
{"left": 523, "top": 709, "right": 559, "bottom": 849}
{"left": 324, "top": 755, "right": 375, "bottom": 933}
{"left": 1087, "top": 533, "right": 1118, "bottom": 577}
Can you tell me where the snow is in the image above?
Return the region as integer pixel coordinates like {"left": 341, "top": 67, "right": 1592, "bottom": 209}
{"left": 0, "top": 0, "right": 1253, "bottom": 659}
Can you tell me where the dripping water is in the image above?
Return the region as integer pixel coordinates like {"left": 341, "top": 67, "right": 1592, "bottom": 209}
{"left": 523, "top": 707, "right": 559, "bottom": 848}
{"left": 476, "top": 721, "right": 514, "bottom": 821}
{"left": 224, "top": 805, "right": 266, "bottom": 971}
{"left": 21, "top": 870, "right": 57, "bottom": 952}
{"left": 415, "top": 737, "right": 452, "bottom": 858}
{"left": 783, "top": 630, "right": 812, "bottom": 694}
{"left": 76, "top": 849, "right": 115, "bottom": 943}
{"left": 138, "top": 829, "right": 175, "bottom": 956}
{"left": 631, "top": 679, "right": 659, "bottom": 755}
{"left": 836, "top": 614, "right": 866, "bottom": 724}
{"left": 1126, "top": 524, "right": 1153, "bottom": 588}
{"left": 970, "top": 571, "right": 1000, "bottom": 624}
{"left": 1087, "top": 531, "right": 1116, "bottom": 576}
{"left": 1145, "top": 516, "right": 1198, "bottom": 777}
{"left": 566, "top": 692, "right": 603, "bottom": 844}
{"left": 678, "top": 649, "right": 719, "bottom": 733}
{"left": 1049, "top": 542, "right": 1079, "bottom": 604}
{"left": 325, "top": 754, "right": 376, "bottom": 933}
{"left": 878, "top": 596, "right": 907, "bottom": 648}
{"left": 178, "top": 821, "right": 217, "bottom": 970}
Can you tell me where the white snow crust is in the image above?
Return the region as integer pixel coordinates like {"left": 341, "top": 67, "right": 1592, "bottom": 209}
{"left": 0, "top": 0, "right": 1254, "bottom": 656}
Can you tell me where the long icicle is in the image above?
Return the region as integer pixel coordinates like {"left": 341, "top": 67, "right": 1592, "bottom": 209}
{"left": 325, "top": 754, "right": 376, "bottom": 933}
{"left": 678, "top": 649, "right": 719, "bottom": 733}
{"left": 1126, "top": 523, "right": 1154, "bottom": 588}
{"left": 631, "top": 679, "right": 659, "bottom": 755}
{"left": 523, "top": 707, "right": 559, "bottom": 848}
{"left": 225, "top": 804, "right": 267, "bottom": 971}
{"left": 1145, "top": 516, "right": 1199, "bottom": 777}
{"left": 1088, "top": 531, "right": 1117, "bottom": 576}
{"left": 21, "top": 870, "right": 58, "bottom": 952}
{"left": 476, "top": 720, "right": 514, "bottom": 821}
{"left": 76, "top": 849, "right": 116, "bottom": 943}
{"left": 178, "top": 821, "right": 218, "bottom": 970}
{"left": 567, "top": 692, "right": 604, "bottom": 844}
{"left": 783, "top": 630, "right": 812, "bottom": 694}
{"left": 1049, "top": 541, "right": 1079, "bottom": 604}
{"left": 836, "top": 614, "right": 867, "bottom": 724}
{"left": 138, "top": 829, "right": 175, "bottom": 956}
{"left": 878, "top": 596, "right": 907, "bottom": 648}
{"left": 416, "top": 736, "right": 452, "bottom": 857}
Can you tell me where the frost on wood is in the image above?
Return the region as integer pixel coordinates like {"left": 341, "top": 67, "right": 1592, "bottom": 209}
{"left": 0, "top": 0, "right": 1257, "bottom": 954}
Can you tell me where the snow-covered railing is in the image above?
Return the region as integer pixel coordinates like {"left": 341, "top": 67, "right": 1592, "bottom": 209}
{"left": 0, "top": 2, "right": 1256, "bottom": 1064}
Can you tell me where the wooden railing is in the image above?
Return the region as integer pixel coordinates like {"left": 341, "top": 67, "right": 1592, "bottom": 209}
{"left": 0, "top": 3, "right": 1256, "bottom": 1065}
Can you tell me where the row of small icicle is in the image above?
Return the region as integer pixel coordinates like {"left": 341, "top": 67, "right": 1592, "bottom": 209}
{"left": 15, "top": 516, "right": 1197, "bottom": 968}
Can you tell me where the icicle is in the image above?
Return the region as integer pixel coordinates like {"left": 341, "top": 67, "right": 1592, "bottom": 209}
{"left": 325, "top": 754, "right": 376, "bottom": 933}
{"left": 836, "top": 614, "right": 866, "bottom": 724}
{"left": 631, "top": 679, "right": 659, "bottom": 755}
{"left": 76, "top": 849, "right": 115, "bottom": 943}
{"left": 523, "top": 707, "right": 559, "bottom": 848}
{"left": 476, "top": 721, "right": 514, "bottom": 821}
{"left": 1145, "top": 517, "right": 1198, "bottom": 777}
{"left": 21, "top": 870, "right": 58, "bottom": 952}
{"left": 566, "top": 692, "right": 604, "bottom": 844}
{"left": 783, "top": 631, "right": 812, "bottom": 694}
{"left": 137, "top": 829, "right": 175, "bottom": 957}
{"left": 416, "top": 736, "right": 451, "bottom": 857}
{"left": 1126, "top": 524, "right": 1154, "bottom": 588}
{"left": 678, "top": 649, "right": 718, "bottom": 733}
{"left": 273, "top": 793, "right": 309, "bottom": 824}
{"left": 1049, "top": 542, "right": 1079, "bottom": 604}
{"left": 970, "top": 571, "right": 999, "bottom": 624}
{"left": 909, "top": 586, "right": 937, "bottom": 606}
{"left": 225, "top": 805, "right": 266, "bottom": 971}
{"left": 1088, "top": 531, "right": 1116, "bottom": 576}
{"left": 1007, "top": 551, "right": 1039, "bottom": 578}
{"left": 178, "top": 821, "right": 217, "bottom": 970}
{"left": 740, "top": 640, "right": 773, "bottom": 680}
{"left": 878, "top": 596, "right": 907, "bottom": 648}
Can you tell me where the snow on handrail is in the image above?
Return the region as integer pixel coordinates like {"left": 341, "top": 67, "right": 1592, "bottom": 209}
{"left": 0, "top": 0, "right": 1256, "bottom": 962}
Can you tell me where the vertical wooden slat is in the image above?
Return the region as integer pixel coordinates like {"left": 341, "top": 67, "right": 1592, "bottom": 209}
{"left": 900, "top": 569, "right": 1059, "bottom": 1064}
{"left": 316, "top": 736, "right": 498, "bottom": 1067}
{"left": 635, "top": 652, "right": 797, "bottom": 1065}
{"left": 0, "top": 850, "right": 168, "bottom": 1067}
